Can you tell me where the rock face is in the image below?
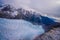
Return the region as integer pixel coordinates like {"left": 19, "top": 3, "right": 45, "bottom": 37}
{"left": 35, "top": 27, "right": 60, "bottom": 40}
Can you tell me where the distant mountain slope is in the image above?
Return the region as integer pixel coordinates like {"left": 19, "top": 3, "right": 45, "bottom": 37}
{"left": 0, "top": 5, "right": 59, "bottom": 25}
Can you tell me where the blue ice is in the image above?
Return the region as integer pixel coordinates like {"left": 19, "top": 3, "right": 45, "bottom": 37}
{"left": 0, "top": 18, "right": 45, "bottom": 40}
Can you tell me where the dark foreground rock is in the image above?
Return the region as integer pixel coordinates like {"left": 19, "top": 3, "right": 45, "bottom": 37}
{"left": 35, "top": 27, "right": 60, "bottom": 40}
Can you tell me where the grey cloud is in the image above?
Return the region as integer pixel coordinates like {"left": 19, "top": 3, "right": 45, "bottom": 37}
{"left": 29, "top": 0, "right": 60, "bottom": 18}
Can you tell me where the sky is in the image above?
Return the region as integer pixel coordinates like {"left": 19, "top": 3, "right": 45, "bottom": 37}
{"left": 0, "top": 0, "right": 60, "bottom": 20}
{"left": 30, "top": 0, "right": 60, "bottom": 18}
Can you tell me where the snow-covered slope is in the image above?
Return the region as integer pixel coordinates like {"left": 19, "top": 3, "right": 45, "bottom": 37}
{"left": 0, "top": 4, "right": 59, "bottom": 25}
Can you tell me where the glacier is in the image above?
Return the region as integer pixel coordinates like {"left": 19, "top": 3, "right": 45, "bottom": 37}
{"left": 0, "top": 18, "right": 45, "bottom": 40}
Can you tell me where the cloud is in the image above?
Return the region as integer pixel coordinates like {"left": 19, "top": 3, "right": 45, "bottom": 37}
{"left": 29, "top": 0, "right": 60, "bottom": 19}
{"left": 12, "top": 0, "right": 31, "bottom": 8}
{"left": 0, "top": 0, "right": 31, "bottom": 8}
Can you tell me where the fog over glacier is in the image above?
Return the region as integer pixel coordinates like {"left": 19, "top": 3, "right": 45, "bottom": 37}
{"left": 0, "top": 18, "right": 45, "bottom": 40}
